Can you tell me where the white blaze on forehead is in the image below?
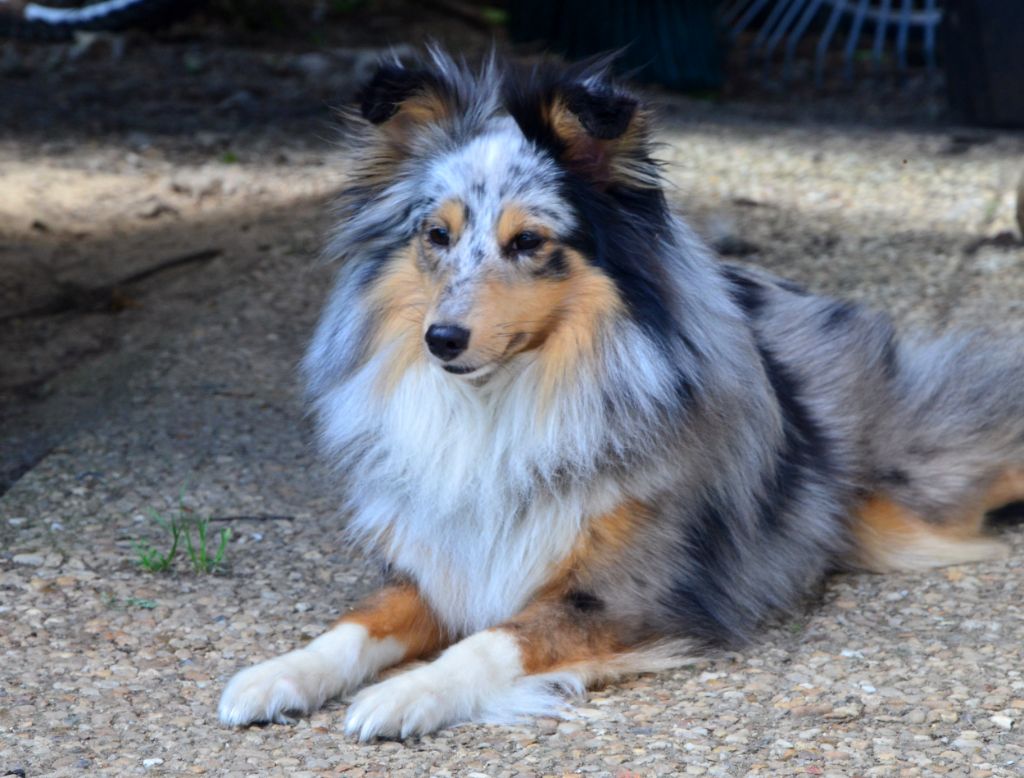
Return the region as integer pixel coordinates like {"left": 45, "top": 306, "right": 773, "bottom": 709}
{"left": 424, "top": 117, "right": 576, "bottom": 245}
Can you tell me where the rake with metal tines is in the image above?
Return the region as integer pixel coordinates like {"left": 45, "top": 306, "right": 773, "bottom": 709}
{"left": 721, "top": 0, "right": 942, "bottom": 85}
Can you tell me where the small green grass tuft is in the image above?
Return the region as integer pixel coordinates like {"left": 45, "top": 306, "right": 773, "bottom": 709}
{"left": 184, "top": 514, "right": 232, "bottom": 574}
{"left": 133, "top": 493, "right": 231, "bottom": 575}
{"left": 133, "top": 507, "right": 183, "bottom": 573}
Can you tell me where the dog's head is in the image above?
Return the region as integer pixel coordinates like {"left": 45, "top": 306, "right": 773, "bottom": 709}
{"left": 331, "top": 51, "right": 672, "bottom": 390}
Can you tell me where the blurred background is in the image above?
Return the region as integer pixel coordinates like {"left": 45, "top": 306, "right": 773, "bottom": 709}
{"left": 4, "top": 0, "right": 1024, "bottom": 133}
{"left": 2, "top": 1, "right": 1023, "bottom": 500}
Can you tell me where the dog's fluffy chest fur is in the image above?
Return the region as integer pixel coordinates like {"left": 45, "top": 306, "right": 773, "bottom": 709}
{"left": 380, "top": 490, "right": 603, "bottom": 634}
{"left": 316, "top": 352, "right": 628, "bottom": 634}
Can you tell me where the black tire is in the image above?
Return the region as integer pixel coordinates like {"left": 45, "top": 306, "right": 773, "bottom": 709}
{"left": 0, "top": 0, "right": 200, "bottom": 41}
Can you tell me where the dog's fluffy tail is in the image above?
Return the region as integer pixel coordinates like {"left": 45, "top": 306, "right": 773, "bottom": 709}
{"left": 872, "top": 331, "right": 1024, "bottom": 520}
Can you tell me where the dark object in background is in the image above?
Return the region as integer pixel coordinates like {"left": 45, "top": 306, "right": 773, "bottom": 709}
{"left": 943, "top": 0, "right": 1024, "bottom": 127}
{"left": 0, "top": 0, "right": 201, "bottom": 41}
{"left": 723, "top": 0, "right": 943, "bottom": 86}
{"left": 508, "top": 0, "right": 724, "bottom": 91}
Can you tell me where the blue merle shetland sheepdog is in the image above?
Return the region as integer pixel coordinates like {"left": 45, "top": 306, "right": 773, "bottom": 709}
{"left": 219, "top": 50, "right": 1024, "bottom": 739}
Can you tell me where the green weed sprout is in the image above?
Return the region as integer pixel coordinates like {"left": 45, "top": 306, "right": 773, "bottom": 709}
{"left": 133, "top": 507, "right": 183, "bottom": 572}
{"left": 133, "top": 493, "right": 231, "bottom": 574}
{"left": 184, "top": 515, "right": 232, "bottom": 574}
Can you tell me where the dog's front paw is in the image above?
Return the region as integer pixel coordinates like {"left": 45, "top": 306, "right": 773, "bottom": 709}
{"left": 218, "top": 650, "right": 329, "bottom": 725}
{"left": 219, "top": 623, "right": 396, "bottom": 726}
{"left": 343, "top": 630, "right": 540, "bottom": 740}
{"left": 344, "top": 666, "right": 456, "bottom": 740}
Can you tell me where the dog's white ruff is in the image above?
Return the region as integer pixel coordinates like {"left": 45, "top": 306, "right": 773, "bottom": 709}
{"left": 313, "top": 309, "right": 677, "bottom": 635}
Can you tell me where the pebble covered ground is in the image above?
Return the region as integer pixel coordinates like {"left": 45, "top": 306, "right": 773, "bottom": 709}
{"left": 3, "top": 27, "right": 1024, "bottom": 778}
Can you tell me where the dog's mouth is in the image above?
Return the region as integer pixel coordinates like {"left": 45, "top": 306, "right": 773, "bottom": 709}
{"left": 442, "top": 363, "right": 480, "bottom": 375}
{"left": 439, "top": 362, "right": 502, "bottom": 384}
{"left": 435, "top": 334, "right": 529, "bottom": 380}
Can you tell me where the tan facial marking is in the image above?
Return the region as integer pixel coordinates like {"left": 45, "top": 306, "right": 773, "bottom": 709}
{"left": 368, "top": 201, "right": 622, "bottom": 393}
{"left": 534, "top": 254, "right": 622, "bottom": 399}
{"left": 466, "top": 271, "right": 565, "bottom": 355}
{"left": 496, "top": 204, "right": 550, "bottom": 248}
{"left": 433, "top": 199, "right": 467, "bottom": 242}
{"left": 366, "top": 246, "right": 435, "bottom": 392}
{"left": 429, "top": 239, "right": 622, "bottom": 393}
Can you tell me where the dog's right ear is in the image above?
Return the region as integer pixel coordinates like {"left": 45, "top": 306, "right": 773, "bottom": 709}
{"left": 357, "top": 63, "right": 455, "bottom": 141}
{"left": 503, "top": 62, "right": 656, "bottom": 190}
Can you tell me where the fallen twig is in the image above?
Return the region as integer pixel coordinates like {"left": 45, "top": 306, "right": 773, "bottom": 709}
{"left": 206, "top": 515, "right": 296, "bottom": 523}
{"left": 1, "top": 247, "right": 222, "bottom": 322}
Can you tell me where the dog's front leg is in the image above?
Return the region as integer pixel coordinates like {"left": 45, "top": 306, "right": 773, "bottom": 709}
{"left": 219, "top": 584, "right": 446, "bottom": 726}
{"left": 343, "top": 596, "right": 624, "bottom": 740}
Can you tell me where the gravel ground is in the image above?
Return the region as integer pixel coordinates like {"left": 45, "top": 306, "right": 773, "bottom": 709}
{"left": 3, "top": 27, "right": 1024, "bottom": 778}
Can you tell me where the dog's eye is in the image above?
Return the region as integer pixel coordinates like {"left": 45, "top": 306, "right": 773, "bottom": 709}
{"left": 510, "top": 231, "right": 543, "bottom": 253}
{"left": 427, "top": 227, "right": 450, "bottom": 247}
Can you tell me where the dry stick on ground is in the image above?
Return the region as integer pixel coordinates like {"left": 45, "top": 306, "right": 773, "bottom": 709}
{"left": 0, "top": 248, "right": 222, "bottom": 322}
{"left": 206, "top": 515, "right": 295, "bottom": 523}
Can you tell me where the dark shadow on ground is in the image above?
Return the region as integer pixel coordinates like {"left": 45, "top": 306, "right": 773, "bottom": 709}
{"left": 1, "top": 190, "right": 335, "bottom": 495}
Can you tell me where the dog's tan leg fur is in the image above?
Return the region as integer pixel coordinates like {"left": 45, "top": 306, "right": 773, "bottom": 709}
{"left": 498, "top": 597, "right": 626, "bottom": 675}
{"left": 853, "top": 467, "right": 1024, "bottom": 572}
{"left": 339, "top": 583, "right": 449, "bottom": 662}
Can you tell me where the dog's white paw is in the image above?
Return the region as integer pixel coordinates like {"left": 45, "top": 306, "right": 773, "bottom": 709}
{"left": 343, "top": 629, "right": 550, "bottom": 740}
{"left": 344, "top": 665, "right": 456, "bottom": 740}
{"left": 219, "top": 623, "right": 406, "bottom": 726}
{"left": 218, "top": 650, "right": 330, "bottom": 725}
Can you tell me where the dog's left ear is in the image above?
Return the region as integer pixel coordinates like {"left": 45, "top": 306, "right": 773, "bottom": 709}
{"left": 357, "top": 63, "right": 458, "bottom": 145}
{"left": 513, "top": 76, "right": 653, "bottom": 188}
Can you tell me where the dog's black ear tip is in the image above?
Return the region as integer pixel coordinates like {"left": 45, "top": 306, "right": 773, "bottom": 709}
{"left": 360, "top": 95, "right": 399, "bottom": 124}
{"left": 357, "top": 63, "right": 424, "bottom": 125}
{"left": 562, "top": 83, "right": 638, "bottom": 140}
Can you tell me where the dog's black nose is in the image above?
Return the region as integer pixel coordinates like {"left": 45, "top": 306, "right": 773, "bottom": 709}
{"left": 425, "top": 324, "right": 470, "bottom": 362}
